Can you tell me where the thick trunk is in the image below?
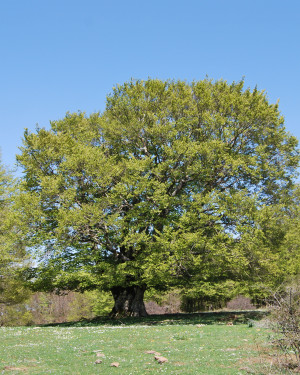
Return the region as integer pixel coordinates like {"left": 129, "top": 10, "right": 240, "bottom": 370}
{"left": 110, "top": 286, "right": 148, "bottom": 317}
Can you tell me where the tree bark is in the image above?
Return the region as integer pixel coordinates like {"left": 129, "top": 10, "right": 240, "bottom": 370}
{"left": 110, "top": 286, "right": 148, "bottom": 317}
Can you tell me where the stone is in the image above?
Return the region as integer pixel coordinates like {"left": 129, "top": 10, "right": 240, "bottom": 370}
{"left": 154, "top": 356, "right": 168, "bottom": 364}
{"left": 110, "top": 362, "right": 120, "bottom": 367}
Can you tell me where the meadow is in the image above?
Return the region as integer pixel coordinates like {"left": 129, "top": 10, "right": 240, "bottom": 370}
{"left": 0, "top": 312, "right": 276, "bottom": 375}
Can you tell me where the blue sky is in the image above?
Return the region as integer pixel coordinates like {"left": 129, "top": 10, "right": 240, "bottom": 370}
{"left": 1, "top": 0, "right": 299, "bottom": 174}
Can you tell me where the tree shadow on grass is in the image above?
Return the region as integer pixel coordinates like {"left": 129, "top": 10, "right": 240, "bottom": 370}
{"left": 41, "top": 310, "right": 269, "bottom": 327}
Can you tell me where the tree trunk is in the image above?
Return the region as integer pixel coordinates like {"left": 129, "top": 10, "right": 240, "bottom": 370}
{"left": 110, "top": 286, "right": 148, "bottom": 317}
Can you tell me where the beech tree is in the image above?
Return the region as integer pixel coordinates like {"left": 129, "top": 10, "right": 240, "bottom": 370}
{"left": 18, "top": 79, "right": 299, "bottom": 317}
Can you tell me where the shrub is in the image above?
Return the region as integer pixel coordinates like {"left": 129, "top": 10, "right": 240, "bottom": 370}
{"left": 269, "top": 285, "right": 300, "bottom": 371}
{"left": 0, "top": 303, "right": 33, "bottom": 326}
{"left": 226, "top": 295, "right": 256, "bottom": 311}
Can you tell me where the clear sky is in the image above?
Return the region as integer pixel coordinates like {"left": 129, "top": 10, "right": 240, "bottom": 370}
{"left": 1, "top": 0, "right": 299, "bottom": 174}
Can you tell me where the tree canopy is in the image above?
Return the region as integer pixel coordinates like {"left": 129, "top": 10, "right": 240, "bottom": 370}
{"left": 17, "top": 79, "right": 299, "bottom": 316}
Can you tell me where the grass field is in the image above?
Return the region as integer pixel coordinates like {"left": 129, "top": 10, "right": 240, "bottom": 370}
{"left": 0, "top": 312, "right": 274, "bottom": 375}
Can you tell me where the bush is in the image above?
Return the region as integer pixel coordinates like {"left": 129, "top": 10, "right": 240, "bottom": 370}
{"left": 226, "top": 295, "right": 256, "bottom": 311}
{"left": 269, "top": 285, "right": 300, "bottom": 371}
{"left": 29, "top": 290, "right": 114, "bottom": 324}
{"left": 0, "top": 303, "right": 33, "bottom": 326}
{"left": 144, "top": 290, "right": 182, "bottom": 314}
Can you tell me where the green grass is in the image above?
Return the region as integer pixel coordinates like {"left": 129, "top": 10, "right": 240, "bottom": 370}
{"left": 0, "top": 313, "right": 271, "bottom": 375}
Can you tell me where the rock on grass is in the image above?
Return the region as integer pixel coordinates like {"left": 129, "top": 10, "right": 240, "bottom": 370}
{"left": 110, "top": 362, "right": 120, "bottom": 367}
{"left": 154, "top": 356, "right": 168, "bottom": 364}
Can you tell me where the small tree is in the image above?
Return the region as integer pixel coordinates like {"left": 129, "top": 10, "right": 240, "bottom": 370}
{"left": 18, "top": 79, "right": 299, "bottom": 317}
{"left": 0, "top": 159, "right": 30, "bottom": 324}
{"left": 261, "top": 188, "right": 300, "bottom": 371}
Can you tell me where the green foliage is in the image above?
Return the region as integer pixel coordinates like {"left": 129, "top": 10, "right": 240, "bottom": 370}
{"left": 0, "top": 302, "right": 33, "bottom": 326}
{"left": 17, "top": 79, "right": 299, "bottom": 307}
{"left": 0, "top": 158, "right": 31, "bottom": 313}
{"left": 87, "top": 290, "right": 114, "bottom": 316}
{"left": 67, "top": 290, "right": 114, "bottom": 321}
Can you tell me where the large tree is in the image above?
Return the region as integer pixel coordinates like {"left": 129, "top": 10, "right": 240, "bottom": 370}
{"left": 18, "top": 79, "right": 299, "bottom": 316}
